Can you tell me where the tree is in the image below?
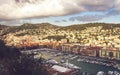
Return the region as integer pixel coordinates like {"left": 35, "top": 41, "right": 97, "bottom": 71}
{"left": 13, "top": 54, "right": 50, "bottom": 75}
{"left": 0, "top": 39, "right": 50, "bottom": 75}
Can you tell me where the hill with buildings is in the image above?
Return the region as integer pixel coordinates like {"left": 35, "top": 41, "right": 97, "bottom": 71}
{"left": 0, "top": 23, "right": 120, "bottom": 49}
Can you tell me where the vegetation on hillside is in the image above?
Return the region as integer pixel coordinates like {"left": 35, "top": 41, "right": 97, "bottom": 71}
{"left": 59, "top": 23, "right": 120, "bottom": 31}
{"left": 1, "top": 23, "right": 120, "bottom": 36}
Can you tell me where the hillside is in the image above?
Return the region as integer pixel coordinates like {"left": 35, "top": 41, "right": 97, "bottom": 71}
{"left": 1, "top": 23, "right": 61, "bottom": 36}
{"left": 1, "top": 23, "right": 120, "bottom": 35}
{"left": 0, "top": 23, "right": 120, "bottom": 48}
{"left": 59, "top": 23, "right": 120, "bottom": 31}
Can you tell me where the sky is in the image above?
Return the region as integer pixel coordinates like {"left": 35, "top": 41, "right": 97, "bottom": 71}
{"left": 0, "top": 0, "right": 120, "bottom": 26}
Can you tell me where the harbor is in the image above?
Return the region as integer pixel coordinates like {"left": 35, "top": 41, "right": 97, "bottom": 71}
{"left": 21, "top": 48, "right": 120, "bottom": 75}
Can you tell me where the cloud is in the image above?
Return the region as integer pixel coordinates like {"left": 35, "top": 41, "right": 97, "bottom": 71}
{"left": 54, "top": 20, "right": 60, "bottom": 23}
{"left": 69, "top": 15, "right": 104, "bottom": 22}
{"left": 54, "top": 19, "right": 67, "bottom": 23}
{"left": 0, "top": 0, "right": 119, "bottom": 22}
{"left": 69, "top": 8, "right": 119, "bottom": 22}
{"left": 0, "top": 20, "right": 22, "bottom": 25}
{"left": 0, "top": 19, "right": 34, "bottom": 25}
{"left": 115, "top": 0, "right": 120, "bottom": 12}
{"left": 74, "top": 0, "right": 115, "bottom": 11}
{"left": 0, "top": 0, "right": 65, "bottom": 20}
{"left": 62, "top": 20, "right": 67, "bottom": 22}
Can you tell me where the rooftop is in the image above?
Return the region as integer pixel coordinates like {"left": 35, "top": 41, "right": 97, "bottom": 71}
{"left": 51, "top": 65, "right": 71, "bottom": 73}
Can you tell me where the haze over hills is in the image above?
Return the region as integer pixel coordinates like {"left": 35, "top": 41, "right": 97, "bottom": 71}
{"left": 0, "top": 23, "right": 120, "bottom": 49}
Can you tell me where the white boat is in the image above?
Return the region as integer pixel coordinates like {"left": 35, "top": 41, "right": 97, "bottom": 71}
{"left": 77, "top": 59, "right": 84, "bottom": 62}
{"left": 70, "top": 56, "right": 78, "bottom": 60}
{"left": 108, "top": 71, "right": 120, "bottom": 75}
{"left": 60, "top": 60, "right": 65, "bottom": 63}
{"left": 46, "top": 59, "right": 59, "bottom": 64}
{"left": 97, "top": 71, "right": 104, "bottom": 75}
{"left": 64, "top": 60, "right": 80, "bottom": 69}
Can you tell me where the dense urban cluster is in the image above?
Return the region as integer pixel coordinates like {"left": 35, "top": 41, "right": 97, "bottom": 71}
{"left": 0, "top": 23, "right": 120, "bottom": 75}
{"left": 0, "top": 23, "right": 120, "bottom": 60}
{"left": 1, "top": 23, "right": 120, "bottom": 48}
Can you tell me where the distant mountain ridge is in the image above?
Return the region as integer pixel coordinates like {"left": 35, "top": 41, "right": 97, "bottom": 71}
{"left": 0, "top": 23, "right": 61, "bottom": 35}
{"left": 0, "top": 23, "right": 120, "bottom": 36}
{"left": 59, "top": 23, "right": 120, "bottom": 31}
